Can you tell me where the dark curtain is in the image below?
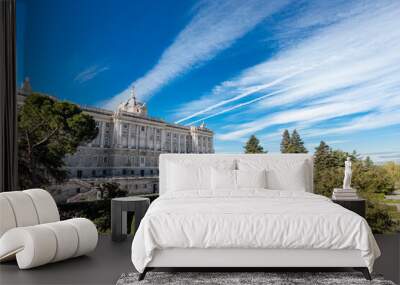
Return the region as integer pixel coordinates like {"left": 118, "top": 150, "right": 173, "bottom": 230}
{"left": 0, "top": 0, "right": 17, "bottom": 192}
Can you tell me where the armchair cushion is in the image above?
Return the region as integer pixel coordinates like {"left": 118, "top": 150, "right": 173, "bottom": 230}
{"left": 0, "top": 189, "right": 98, "bottom": 269}
{"left": 0, "top": 218, "right": 98, "bottom": 269}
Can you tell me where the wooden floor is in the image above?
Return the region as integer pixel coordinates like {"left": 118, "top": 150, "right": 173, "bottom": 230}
{"left": 0, "top": 234, "right": 398, "bottom": 285}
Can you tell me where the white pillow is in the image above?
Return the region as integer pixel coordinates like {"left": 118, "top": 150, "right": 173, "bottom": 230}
{"left": 236, "top": 169, "right": 267, "bottom": 189}
{"left": 266, "top": 161, "right": 307, "bottom": 191}
{"left": 166, "top": 159, "right": 237, "bottom": 193}
{"left": 167, "top": 162, "right": 211, "bottom": 191}
{"left": 238, "top": 159, "right": 308, "bottom": 191}
{"left": 211, "top": 168, "right": 236, "bottom": 191}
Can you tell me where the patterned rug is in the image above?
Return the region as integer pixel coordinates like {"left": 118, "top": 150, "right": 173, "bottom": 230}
{"left": 116, "top": 271, "right": 395, "bottom": 285}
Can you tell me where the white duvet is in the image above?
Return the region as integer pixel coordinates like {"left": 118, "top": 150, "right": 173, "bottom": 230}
{"left": 131, "top": 190, "right": 380, "bottom": 273}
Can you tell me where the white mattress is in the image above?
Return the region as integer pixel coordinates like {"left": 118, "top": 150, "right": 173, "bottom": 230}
{"left": 131, "top": 190, "right": 380, "bottom": 273}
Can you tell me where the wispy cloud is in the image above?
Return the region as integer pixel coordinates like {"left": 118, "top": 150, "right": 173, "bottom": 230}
{"left": 101, "top": 0, "right": 289, "bottom": 110}
{"left": 175, "top": 0, "right": 400, "bottom": 142}
{"left": 360, "top": 151, "right": 400, "bottom": 164}
{"left": 74, "top": 65, "right": 109, "bottom": 84}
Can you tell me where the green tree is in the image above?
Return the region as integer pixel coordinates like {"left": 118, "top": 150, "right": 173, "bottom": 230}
{"left": 352, "top": 161, "right": 395, "bottom": 195}
{"left": 99, "top": 182, "right": 127, "bottom": 199}
{"left": 382, "top": 162, "right": 400, "bottom": 189}
{"left": 18, "top": 93, "right": 98, "bottom": 188}
{"left": 313, "top": 141, "right": 398, "bottom": 233}
{"left": 365, "top": 201, "right": 399, "bottom": 234}
{"left": 280, "top": 129, "right": 308, "bottom": 153}
{"left": 314, "top": 141, "right": 335, "bottom": 168}
{"left": 244, "top": 135, "right": 267, "bottom": 154}
{"left": 364, "top": 156, "right": 374, "bottom": 167}
{"left": 288, "top": 129, "right": 308, "bottom": 153}
{"left": 280, "top": 130, "right": 291, "bottom": 153}
{"left": 313, "top": 141, "right": 341, "bottom": 197}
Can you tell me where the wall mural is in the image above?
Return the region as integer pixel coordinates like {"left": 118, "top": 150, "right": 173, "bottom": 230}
{"left": 16, "top": 0, "right": 400, "bottom": 233}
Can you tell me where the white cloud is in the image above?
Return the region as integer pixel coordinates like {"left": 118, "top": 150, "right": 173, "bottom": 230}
{"left": 101, "top": 0, "right": 289, "bottom": 110}
{"left": 74, "top": 65, "right": 109, "bottom": 84}
{"left": 176, "top": 0, "right": 400, "bottom": 141}
{"left": 184, "top": 86, "right": 295, "bottom": 125}
{"left": 175, "top": 69, "right": 309, "bottom": 124}
{"left": 299, "top": 110, "right": 400, "bottom": 139}
{"left": 360, "top": 151, "right": 400, "bottom": 164}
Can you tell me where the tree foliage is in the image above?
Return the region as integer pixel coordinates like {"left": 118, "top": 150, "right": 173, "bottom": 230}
{"left": 99, "top": 182, "right": 127, "bottom": 199}
{"left": 313, "top": 141, "right": 399, "bottom": 233}
{"left": 244, "top": 135, "right": 267, "bottom": 154}
{"left": 382, "top": 162, "right": 400, "bottom": 189}
{"left": 365, "top": 201, "right": 399, "bottom": 234}
{"left": 289, "top": 130, "right": 308, "bottom": 153}
{"left": 280, "top": 130, "right": 291, "bottom": 153}
{"left": 18, "top": 93, "right": 98, "bottom": 188}
{"left": 280, "top": 129, "right": 308, "bottom": 153}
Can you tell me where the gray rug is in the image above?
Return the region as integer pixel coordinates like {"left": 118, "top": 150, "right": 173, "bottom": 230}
{"left": 116, "top": 272, "right": 396, "bottom": 285}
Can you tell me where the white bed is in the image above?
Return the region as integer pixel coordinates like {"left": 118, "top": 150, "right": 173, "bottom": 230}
{"left": 131, "top": 154, "right": 380, "bottom": 280}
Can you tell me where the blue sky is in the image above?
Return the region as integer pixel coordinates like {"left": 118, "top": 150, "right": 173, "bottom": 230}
{"left": 17, "top": 0, "right": 400, "bottom": 162}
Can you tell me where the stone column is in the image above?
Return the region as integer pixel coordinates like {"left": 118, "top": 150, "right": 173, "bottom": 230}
{"left": 127, "top": 123, "right": 131, "bottom": 148}
{"left": 116, "top": 121, "right": 121, "bottom": 147}
{"left": 136, "top": 125, "right": 140, "bottom": 149}
{"left": 113, "top": 120, "right": 120, "bottom": 147}
{"left": 160, "top": 129, "right": 165, "bottom": 151}
{"left": 153, "top": 128, "right": 156, "bottom": 151}
{"left": 100, "top": 122, "right": 105, "bottom": 147}
{"left": 145, "top": 126, "right": 149, "bottom": 150}
{"left": 133, "top": 125, "right": 137, "bottom": 149}
{"left": 169, "top": 132, "right": 171, "bottom": 153}
{"left": 177, "top": 133, "right": 181, "bottom": 153}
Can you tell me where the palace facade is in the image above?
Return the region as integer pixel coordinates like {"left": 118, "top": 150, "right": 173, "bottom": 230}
{"left": 18, "top": 79, "right": 214, "bottom": 202}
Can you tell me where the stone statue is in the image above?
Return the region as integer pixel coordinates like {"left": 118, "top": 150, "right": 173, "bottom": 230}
{"left": 343, "top": 157, "right": 352, "bottom": 190}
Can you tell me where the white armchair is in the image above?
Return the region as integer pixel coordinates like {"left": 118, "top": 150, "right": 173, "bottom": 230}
{"left": 0, "top": 189, "right": 98, "bottom": 269}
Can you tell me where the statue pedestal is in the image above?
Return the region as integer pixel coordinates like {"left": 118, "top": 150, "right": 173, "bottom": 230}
{"left": 332, "top": 188, "right": 358, "bottom": 200}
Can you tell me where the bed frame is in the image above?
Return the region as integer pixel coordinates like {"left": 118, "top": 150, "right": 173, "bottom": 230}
{"left": 139, "top": 248, "right": 371, "bottom": 280}
{"left": 137, "top": 154, "right": 372, "bottom": 281}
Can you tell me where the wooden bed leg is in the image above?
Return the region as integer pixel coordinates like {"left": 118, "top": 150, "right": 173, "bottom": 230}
{"left": 138, "top": 268, "right": 147, "bottom": 281}
{"left": 354, "top": 267, "right": 371, "bottom": 280}
{"left": 361, "top": 268, "right": 372, "bottom": 281}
